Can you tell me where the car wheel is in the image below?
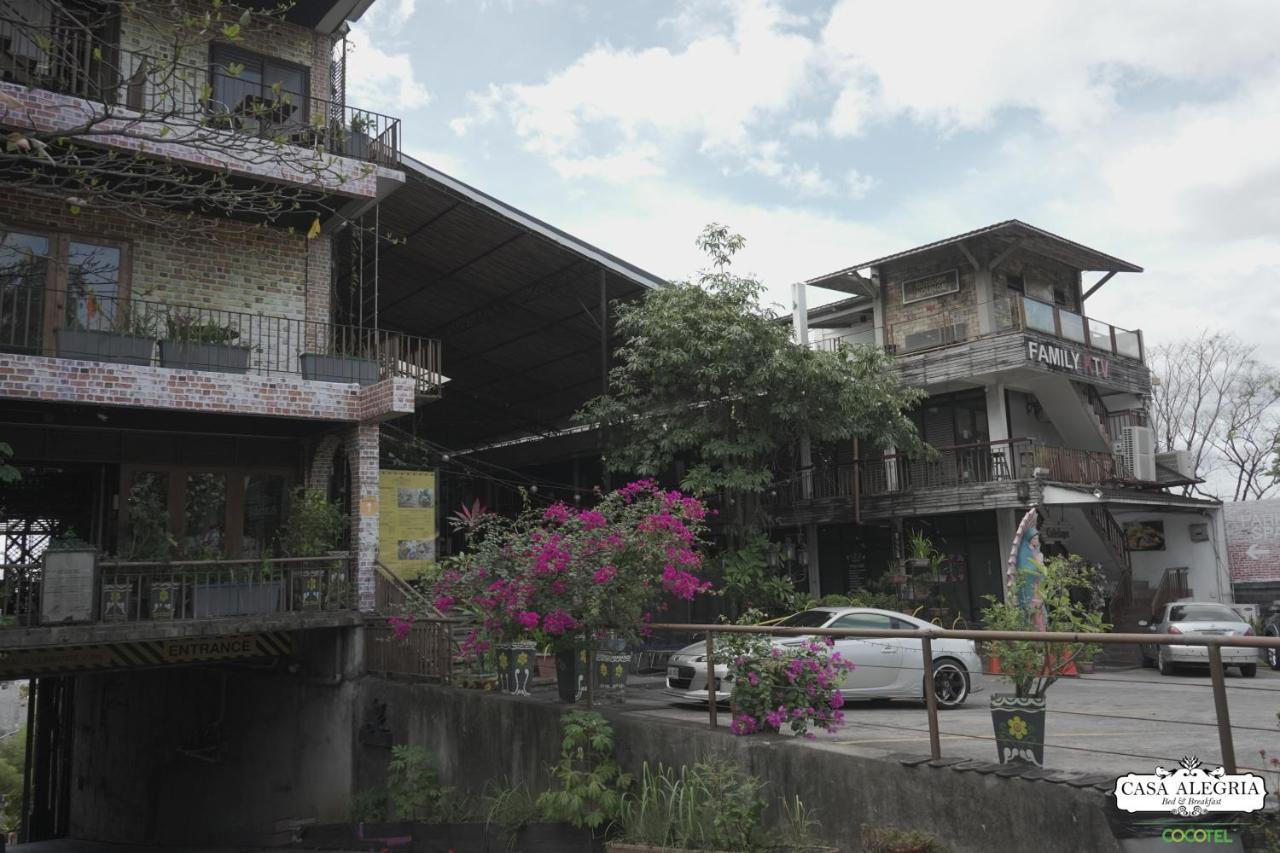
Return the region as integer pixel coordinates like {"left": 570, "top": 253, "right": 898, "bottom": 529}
{"left": 1241, "top": 663, "right": 1258, "bottom": 679}
{"left": 930, "top": 659, "right": 970, "bottom": 709}
{"left": 1267, "top": 635, "right": 1280, "bottom": 671}
{"left": 1158, "top": 647, "right": 1176, "bottom": 676}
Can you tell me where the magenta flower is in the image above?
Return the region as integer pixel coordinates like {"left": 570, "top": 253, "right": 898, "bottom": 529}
{"left": 516, "top": 611, "right": 540, "bottom": 630}
{"left": 592, "top": 565, "right": 618, "bottom": 585}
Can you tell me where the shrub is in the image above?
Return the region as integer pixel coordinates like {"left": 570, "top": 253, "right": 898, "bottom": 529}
{"left": 722, "top": 634, "right": 851, "bottom": 737}
{"left": 536, "top": 711, "right": 632, "bottom": 829}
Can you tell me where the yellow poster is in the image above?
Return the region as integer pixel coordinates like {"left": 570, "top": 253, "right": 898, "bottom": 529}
{"left": 378, "top": 469, "right": 438, "bottom": 581}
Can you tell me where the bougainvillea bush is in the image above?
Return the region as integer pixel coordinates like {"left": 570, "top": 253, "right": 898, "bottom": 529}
{"left": 433, "top": 480, "right": 711, "bottom": 657}
{"left": 723, "top": 634, "right": 851, "bottom": 738}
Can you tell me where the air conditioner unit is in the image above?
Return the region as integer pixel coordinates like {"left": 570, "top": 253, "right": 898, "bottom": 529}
{"left": 1118, "top": 425, "right": 1157, "bottom": 482}
{"left": 1155, "top": 450, "right": 1196, "bottom": 481}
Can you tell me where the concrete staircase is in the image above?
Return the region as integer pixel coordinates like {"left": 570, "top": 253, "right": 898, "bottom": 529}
{"left": 1096, "top": 579, "right": 1154, "bottom": 669}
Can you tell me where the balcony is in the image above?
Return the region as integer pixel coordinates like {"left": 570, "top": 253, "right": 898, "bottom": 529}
{"left": 771, "top": 438, "right": 1120, "bottom": 518}
{"left": 1009, "top": 294, "right": 1143, "bottom": 362}
{"left": 0, "top": 281, "right": 442, "bottom": 399}
{"left": 0, "top": 20, "right": 401, "bottom": 169}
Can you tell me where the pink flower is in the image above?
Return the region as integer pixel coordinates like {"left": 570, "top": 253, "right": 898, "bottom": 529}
{"left": 578, "top": 509, "right": 607, "bottom": 530}
{"left": 433, "top": 595, "right": 455, "bottom": 611}
{"left": 592, "top": 565, "right": 618, "bottom": 585}
{"left": 543, "top": 610, "right": 576, "bottom": 635}
{"left": 543, "top": 503, "right": 571, "bottom": 524}
{"left": 516, "top": 611, "right": 540, "bottom": 630}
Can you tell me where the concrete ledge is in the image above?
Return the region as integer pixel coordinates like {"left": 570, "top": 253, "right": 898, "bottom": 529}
{"left": 0, "top": 610, "right": 363, "bottom": 651}
{"left": 357, "top": 681, "right": 1123, "bottom": 853}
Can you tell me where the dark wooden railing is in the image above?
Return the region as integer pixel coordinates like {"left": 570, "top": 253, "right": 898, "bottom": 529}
{"left": 0, "top": 19, "right": 401, "bottom": 168}
{"left": 367, "top": 618, "right": 454, "bottom": 681}
{"left": 1151, "top": 567, "right": 1191, "bottom": 620}
{"left": 774, "top": 438, "right": 1120, "bottom": 503}
{"left": 0, "top": 282, "right": 442, "bottom": 396}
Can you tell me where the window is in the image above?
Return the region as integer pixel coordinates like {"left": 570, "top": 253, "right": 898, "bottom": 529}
{"left": 1168, "top": 604, "right": 1240, "bottom": 623}
{"left": 776, "top": 610, "right": 835, "bottom": 629}
{"left": 209, "top": 44, "right": 309, "bottom": 132}
{"left": 830, "top": 613, "right": 894, "bottom": 631}
{"left": 0, "top": 227, "right": 126, "bottom": 354}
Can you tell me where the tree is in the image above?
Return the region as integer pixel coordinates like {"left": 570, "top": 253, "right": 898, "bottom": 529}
{"left": 576, "top": 224, "right": 926, "bottom": 540}
{"left": 0, "top": 2, "right": 374, "bottom": 238}
{"left": 1149, "top": 332, "right": 1280, "bottom": 500}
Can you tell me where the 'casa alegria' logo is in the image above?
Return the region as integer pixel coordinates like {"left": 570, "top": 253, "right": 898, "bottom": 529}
{"left": 1113, "top": 756, "right": 1267, "bottom": 816}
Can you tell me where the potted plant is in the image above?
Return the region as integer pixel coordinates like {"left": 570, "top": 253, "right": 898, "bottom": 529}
{"left": 979, "top": 553, "right": 1109, "bottom": 766}
{"left": 721, "top": 625, "right": 851, "bottom": 738}
{"left": 55, "top": 295, "right": 157, "bottom": 366}
{"left": 343, "top": 111, "right": 374, "bottom": 160}
{"left": 159, "top": 309, "right": 250, "bottom": 373}
{"left": 905, "top": 530, "right": 939, "bottom": 574}
{"left": 433, "top": 480, "right": 712, "bottom": 704}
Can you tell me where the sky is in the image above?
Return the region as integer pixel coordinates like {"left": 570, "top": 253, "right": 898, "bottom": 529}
{"left": 346, "top": 0, "right": 1280, "bottom": 362}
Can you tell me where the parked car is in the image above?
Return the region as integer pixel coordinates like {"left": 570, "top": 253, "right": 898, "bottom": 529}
{"left": 663, "top": 606, "right": 981, "bottom": 709}
{"left": 1139, "top": 601, "right": 1258, "bottom": 677}
{"left": 1260, "top": 602, "right": 1280, "bottom": 670}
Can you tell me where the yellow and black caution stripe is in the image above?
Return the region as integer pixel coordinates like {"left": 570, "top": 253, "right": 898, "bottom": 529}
{"left": 0, "top": 631, "right": 294, "bottom": 679}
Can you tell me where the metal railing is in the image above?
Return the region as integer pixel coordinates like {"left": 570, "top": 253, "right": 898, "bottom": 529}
{"left": 0, "top": 20, "right": 401, "bottom": 168}
{"left": 653, "top": 620, "right": 1280, "bottom": 775}
{"left": 97, "top": 554, "right": 355, "bottom": 622}
{"left": 774, "top": 438, "right": 1120, "bottom": 504}
{"left": 367, "top": 618, "right": 455, "bottom": 680}
{"left": 0, "top": 282, "right": 443, "bottom": 395}
{"left": 0, "top": 563, "right": 41, "bottom": 627}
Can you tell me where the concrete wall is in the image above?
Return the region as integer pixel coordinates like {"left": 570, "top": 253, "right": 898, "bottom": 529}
{"left": 357, "top": 681, "right": 1122, "bottom": 853}
{"left": 67, "top": 629, "right": 360, "bottom": 845}
{"left": 1008, "top": 390, "right": 1067, "bottom": 446}
{"left": 1111, "top": 508, "right": 1230, "bottom": 603}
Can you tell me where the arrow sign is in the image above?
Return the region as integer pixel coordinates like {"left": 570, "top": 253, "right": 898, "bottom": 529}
{"left": 1247, "top": 544, "right": 1272, "bottom": 560}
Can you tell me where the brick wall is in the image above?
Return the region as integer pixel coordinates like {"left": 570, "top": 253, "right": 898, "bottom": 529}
{"left": 0, "top": 188, "right": 327, "bottom": 325}
{"left": 346, "top": 422, "right": 381, "bottom": 611}
{"left": 878, "top": 247, "right": 978, "bottom": 350}
{"left": 0, "top": 354, "right": 416, "bottom": 423}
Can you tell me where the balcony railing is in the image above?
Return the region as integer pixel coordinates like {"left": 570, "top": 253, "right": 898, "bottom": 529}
{"left": 0, "top": 554, "right": 355, "bottom": 628}
{"left": 0, "top": 281, "right": 442, "bottom": 396}
{"left": 1010, "top": 293, "right": 1144, "bottom": 362}
{"left": 0, "top": 20, "right": 401, "bottom": 168}
{"left": 773, "top": 438, "right": 1120, "bottom": 504}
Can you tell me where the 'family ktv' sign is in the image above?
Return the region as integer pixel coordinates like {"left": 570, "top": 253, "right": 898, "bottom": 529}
{"left": 1026, "top": 339, "right": 1111, "bottom": 379}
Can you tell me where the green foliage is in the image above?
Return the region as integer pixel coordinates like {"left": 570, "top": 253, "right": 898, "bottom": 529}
{"left": 124, "top": 471, "right": 174, "bottom": 561}
{"left": 575, "top": 224, "right": 926, "bottom": 531}
{"left": 0, "top": 441, "right": 19, "bottom": 485}
{"left": 484, "top": 779, "right": 541, "bottom": 840}
{"left": 385, "top": 744, "right": 474, "bottom": 822}
{"left": 348, "top": 787, "right": 387, "bottom": 823}
{"left": 0, "top": 726, "right": 26, "bottom": 832}
{"left": 979, "top": 555, "right": 1110, "bottom": 699}
{"left": 536, "top": 711, "right": 632, "bottom": 830}
{"left": 846, "top": 584, "right": 908, "bottom": 613}
{"left": 620, "top": 758, "right": 825, "bottom": 851}
{"left": 719, "top": 533, "right": 806, "bottom": 616}
{"left": 164, "top": 310, "right": 239, "bottom": 345}
{"left": 279, "top": 487, "right": 346, "bottom": 558}
{"left": 860, "top": 824, "right": 948, "bottom": 853}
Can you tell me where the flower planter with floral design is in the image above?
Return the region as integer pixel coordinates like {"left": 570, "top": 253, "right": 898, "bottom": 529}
{"left": 497, "top": 640, "right": 536, "bottom": 695}
{"left": 990, "top": 693, "right": 1047, "bottom": 766}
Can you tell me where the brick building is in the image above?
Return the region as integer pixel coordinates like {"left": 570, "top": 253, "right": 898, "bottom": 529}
{"left": 0, "top": 1, "right": 663, "bottom": 844}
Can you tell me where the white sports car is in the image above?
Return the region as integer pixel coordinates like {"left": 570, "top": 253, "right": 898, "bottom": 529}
{"left": 663, "top": 606, "right": 981, "bottom": 709}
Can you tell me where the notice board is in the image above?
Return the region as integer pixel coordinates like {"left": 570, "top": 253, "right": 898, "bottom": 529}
{"left": 378, "top": 469, "right": 438, "bottom": 581}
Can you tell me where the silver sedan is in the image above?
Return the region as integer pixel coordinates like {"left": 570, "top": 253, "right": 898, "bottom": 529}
{"left": 663, "top": 606, "right": 982, "bottom": 708}
{"left": 1140, "top": 601, "right": 1259, "bottom": 677}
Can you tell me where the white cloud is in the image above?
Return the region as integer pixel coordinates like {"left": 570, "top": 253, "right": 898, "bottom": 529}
{"left": 451, "top": 0, "right": 815, "bottom": 184}
{"left": 346, "top": 4, "right": 431, "bottom": 113}
{"left": 844, "top": 168, "right": 873, "bottom": 199}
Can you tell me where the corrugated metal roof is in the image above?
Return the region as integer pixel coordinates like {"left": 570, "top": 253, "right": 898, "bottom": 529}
{"left": 804, "top": 219, "right": 1143, "bottom": 287}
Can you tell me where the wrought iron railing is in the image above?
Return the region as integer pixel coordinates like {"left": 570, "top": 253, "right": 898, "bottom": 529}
{"left": 0, "top": 282, "right": 443, "bottom": 395}
{"left": 0, "top": 563, "right": 41, "bottom": 627}
{"left": 773, "top": 438, "right": 1121, "bottom": 503}
{"left": 367, "top": 618, "right": 454, "bottom": 681}
{"left": 0, "top": 19, "right": 401, "bottom": 168}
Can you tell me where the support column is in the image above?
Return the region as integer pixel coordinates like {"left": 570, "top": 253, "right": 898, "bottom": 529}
{"left": 346, "top": 422, "right": 380, "bottom": 612}
{"left": 792, "top": 282, "right": 813, "bottom": 498}
{"left": 974, "top": 266, "right": 995, "bottom": 336}
{"left": 805, "top": 523, "right": 821, "bottom": 599}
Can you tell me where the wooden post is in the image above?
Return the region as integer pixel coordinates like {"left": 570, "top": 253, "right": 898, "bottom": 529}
{"left": 921, "top": 635, "right": 941, "bottom": 760}
{"left": 1207, "top": 644, "right": 1236, "bottom": 774}
{"left": 706, "top": 630, "right": 717, "bottom": 729}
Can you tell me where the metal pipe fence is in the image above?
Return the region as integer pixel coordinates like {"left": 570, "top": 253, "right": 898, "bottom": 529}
{"left": 651, "top": 622, "right": 1280, "bottom": 775}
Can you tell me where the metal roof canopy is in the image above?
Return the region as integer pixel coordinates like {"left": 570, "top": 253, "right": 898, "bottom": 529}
{"left": 804, "top": 219, "right": 1143, "bottom": 291}
{"left": 369, "top": 156, "right": 666, "bottom": 449}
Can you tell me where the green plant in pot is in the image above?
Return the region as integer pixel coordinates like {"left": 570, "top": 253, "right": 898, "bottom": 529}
{"left": 980, "top": 553, "right": 1108, "bottom": 766}
{"left": 279, "top": 486, "right": 348, "bottom": 609}
{"left": 904, "top": 530, "right": 940, "bottom": 575}
{"left": 159, "top": 309, "right": 250, "bottom": 373}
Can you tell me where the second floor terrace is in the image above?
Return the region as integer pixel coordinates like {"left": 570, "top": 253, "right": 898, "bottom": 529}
{"left": 0, "top": 2, "right": 401, "bottom": 206}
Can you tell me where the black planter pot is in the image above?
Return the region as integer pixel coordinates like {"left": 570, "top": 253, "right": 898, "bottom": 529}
{"left": 54, "top": 328, "right": 154, "bottom": 366}
{"left": 990, "top": 693, "right": 1047, "bottom": 766}
{"left": 300, "top": 352, "right": 379, "bottom": 385}
{"left": 159, "top": 339, "right": 250, "bottom": 374}
{"left": 497, "top": 640, "right": 537, "bottom": 695}
{"left": 905, "top": 557, "right": 933, "bottom": 573}
{"left": 515, "top": 822, "right": 597, "bottom": 853}
{"left": 555, "top": 647, "right": 585, "bottom": 703}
